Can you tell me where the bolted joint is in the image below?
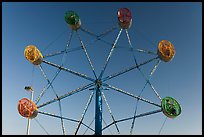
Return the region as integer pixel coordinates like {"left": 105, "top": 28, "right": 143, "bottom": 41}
{"left": 95, "top": 79, "right": 102, "bottom": 87}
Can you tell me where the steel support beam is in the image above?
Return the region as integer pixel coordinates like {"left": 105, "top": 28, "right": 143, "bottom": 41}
{"left": 95, "top": 80, "right": 102, "bottom": 135}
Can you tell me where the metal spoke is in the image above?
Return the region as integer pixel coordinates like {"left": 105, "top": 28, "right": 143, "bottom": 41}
{"left": 147, "top": 79, "right": 162, "bottom": 100}
{"left": 38, "top": 111, "right": 95, "bottom": 132}
{"left": 80, "top": 26, "right": 116, "bottom": 46}
{"left": 83, "top": 117, "right": 95, "bottom": 135}
{"left": 36, "top": 35, "right": 85, "bottom": 104}
{"left": 102, "top": 57, "right": 159, "bottom": 82}
{"left": 133, "top": 48, "right": 157, "bottom": 55}
{"left": 36, "top": 30, "right": 77, "bottom": 104}
{"left": 65, "top": 30, "right": 74, "bottom": 50}
{"left": 36, "top": 30, "right": 75, "bottom": 105}
{"left": 76, "top": 31, "right": 97, "bottom": 79}
{"left": 42, "top": 30, "right": 67, "bottom": 53}
{"left": 115, "top": 46, "right": 157, "bottom": 55}
{"left": 102, "top": 92, "right": 120, "bottom": 134}
{"left": 80, "top": 25, "right": 117, "bottom": 39}
{"left": 94, "top": 25, "right": 118, "bottom": 46}
{"left": 42, "top": 60, "right": 95, "bottom": 82}
{"left": 38, "top": 65, "right": 67, "bottom": 135}
{"left": 99, "top": 28, "right": 123, "bottom": 79}
{"left": 37, "top": 36, "right": 71, "bottom": 103}
{"left": 80, "top": 27, "right": 99, "bottom": 38}
{"left": 137, "top": 59, "right": 162, "bottom": 101}
{"left": 130, "top": 98, "right": 139, "bottom": 135}
{"left": 38, "top": 111, "right": 79, "bottom": 123}
{"left": 34, "top": 118, "right": 49, "bottom": 135}
{"left": 102, "top": 109, "right": 162, "bottom": 131}
{"left": 60, "top": 29, "right": 74, "bottom": 68}
{"left": 43, "top": 29, "right": 73, "bottom": 59}
{"left": 39, "top": 65, "right": 58, "bottom": 97}
{"left": 130, "top": 59, "right": 161, "bottom": 134}
{"left": 103, "top": 83, "right": 161, "bottom": 108}
{"left": 75, "top": 92, "right": 94, "bottom": 135}
{"left": 58, "top": 100, "right": 66, "bottom": 135}
{"left": 44, "top": 26, "right": 117, "bottom": 59}
{"left": 35, "top": 68, "right": 61, "bottom": 104}
{"left": 125, "top": 29, "right": 139, "bottom": 66}
{"left": 102, "top": 118, "right": 113, "bottom": 135}
{"left": 50, "top": 30, "right": 75, "bottom": 134}
{"left": 43, "top": 42, "right": 105, "bottom": 59}
{"left": 37, "top": 83, "right": 95, "bottom": 108}
{"left": 158, "top": 116, "right": 168, "bottom": 135}
{"left": 43, "top": 50, "right": 65, "bottom": 58}
{"left": 98, "top": 25, "right": 118, "bottom": 38}
{"left": 125, "top": 29, "right": 141, "bottom": 135}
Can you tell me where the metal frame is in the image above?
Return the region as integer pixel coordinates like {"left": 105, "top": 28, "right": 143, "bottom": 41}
{"left": 23, "top": 22, "right": 166, "bottom": 135}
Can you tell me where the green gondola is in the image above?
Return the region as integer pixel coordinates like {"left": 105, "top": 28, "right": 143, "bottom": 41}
{"left": 64, "top": 11, "right": 80, "bottom": 25}
{"left": 64, "top": 11, "right": 81, "bottom": 30}
{"left": 161, "top": 96, "right": 181, "bottom": 118}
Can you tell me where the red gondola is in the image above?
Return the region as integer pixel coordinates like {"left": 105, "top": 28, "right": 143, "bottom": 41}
{"left": 117, "top": 8, "right": 132, "bottom": 29}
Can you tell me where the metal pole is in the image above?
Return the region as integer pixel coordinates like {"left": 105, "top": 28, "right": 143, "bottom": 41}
{"left": 26, "top": 117, "right": 31, "bottom": 135}
{"left": 95, "top": 80, "right": 102, "bottom": 135}
{"left": 26, "top": 90, "right": 34, "bottom": 135}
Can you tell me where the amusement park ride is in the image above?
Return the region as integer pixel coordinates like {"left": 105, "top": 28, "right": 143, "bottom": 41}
{"left": 17, "top": 8, "right": 181, "bottom": 135}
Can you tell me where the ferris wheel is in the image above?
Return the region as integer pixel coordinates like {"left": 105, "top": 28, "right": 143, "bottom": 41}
{"left": 17, "top": 8, "right": 181, "bottom": 135}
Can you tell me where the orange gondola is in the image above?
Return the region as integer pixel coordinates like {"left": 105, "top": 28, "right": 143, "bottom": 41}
{"left": 18, "top": 98, "right": 38, "bottom": 119}
{"left": 157, "top": 40, "right": 175, "bottom": 62}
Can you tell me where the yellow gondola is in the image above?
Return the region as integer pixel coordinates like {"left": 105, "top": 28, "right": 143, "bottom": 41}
{"left": 24, "top": 45, "right": 43, "bottom": 65}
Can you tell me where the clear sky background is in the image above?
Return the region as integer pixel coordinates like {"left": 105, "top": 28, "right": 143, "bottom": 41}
{"left": 2, "top": 2, "right": 202, "bottom": 135}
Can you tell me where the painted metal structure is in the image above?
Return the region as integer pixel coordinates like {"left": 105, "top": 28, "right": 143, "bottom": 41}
{"left": 18, "top": 8, "right": 181, "bottom": 135}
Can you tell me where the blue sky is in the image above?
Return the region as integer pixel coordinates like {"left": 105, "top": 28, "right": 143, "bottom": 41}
{"left": 2, "top": 2, "right": 202, "bottom": 135}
